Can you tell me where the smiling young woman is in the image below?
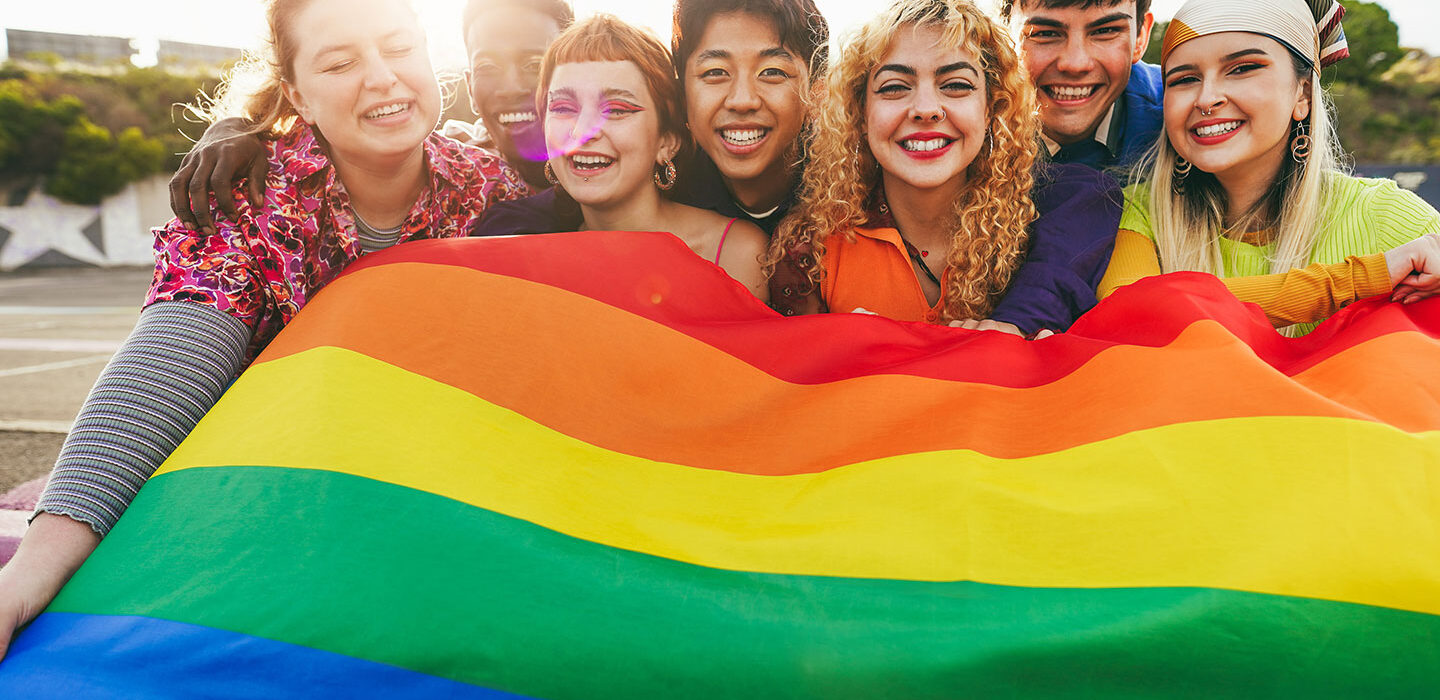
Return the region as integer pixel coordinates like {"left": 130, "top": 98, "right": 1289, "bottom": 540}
{"left": 0, "top": 0, "right": 529, "bottom": 660}
{"left": 765, "top": 0, "right": 1122, "bottom": 334}
{"left": 1098, "top": 0, "right": 1440, "bottom": 332}
{"left": 517, "top": 14, "right": 771, "bottom": 301}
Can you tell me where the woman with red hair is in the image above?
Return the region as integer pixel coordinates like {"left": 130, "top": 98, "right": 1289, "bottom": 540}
{"left": 483, "top": 14, "right": 771, "bottom": 301}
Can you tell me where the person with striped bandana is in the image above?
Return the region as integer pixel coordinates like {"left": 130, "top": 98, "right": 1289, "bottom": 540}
{"left": 0, "top": 0, "right": 527, "bottom": 659}
{"left": 1097, "top": 0, "right": 1440, "bottom": 332}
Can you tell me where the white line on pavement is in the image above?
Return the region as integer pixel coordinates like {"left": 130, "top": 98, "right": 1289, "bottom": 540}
{"left": 0, "top": 354, "right": 112, "bottom": 379}
{"left": 0, "top": 419, "right": 71, "bottom": 433}
{"left": 0, "top": 306, "right": 136, "bottom": 316}
{"left": 0, "top": 338, "right": 121, "bottom": 353}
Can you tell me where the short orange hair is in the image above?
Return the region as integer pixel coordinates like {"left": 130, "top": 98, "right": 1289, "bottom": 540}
{"left": 536, "top": 14, "right": 686, "bottom": 142}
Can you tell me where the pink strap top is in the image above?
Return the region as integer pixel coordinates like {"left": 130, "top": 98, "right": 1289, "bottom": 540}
{"left": 714, "top": 218, "right": 738, "bottom": 265}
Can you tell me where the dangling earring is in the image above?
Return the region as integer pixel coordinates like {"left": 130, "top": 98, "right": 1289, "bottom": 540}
{"left": 1172, "top": 155, "right": 1193, "bottom": 195}
{"left": 543, "top": 162, "right": 559, "bottom": 186}
{"left": 1290, "top": 121, "right": 1312, "bottom": 163}
{"left": 654, "top": 158, "right": 677, "bottom": 191}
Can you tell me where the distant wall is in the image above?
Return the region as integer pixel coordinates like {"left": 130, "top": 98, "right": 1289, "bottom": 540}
{"left": 1, "top": 166, "right": 1435, "bottom": 272}
{"left": 0, "top": 176, "right": 171, "bottom": 271}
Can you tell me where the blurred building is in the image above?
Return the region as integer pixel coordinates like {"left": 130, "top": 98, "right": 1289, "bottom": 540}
{"left": 156, "top": 39, "right": 241, "bottom": 68}
{"left": 4, "top": 28, "right": 134, "bottom": 64}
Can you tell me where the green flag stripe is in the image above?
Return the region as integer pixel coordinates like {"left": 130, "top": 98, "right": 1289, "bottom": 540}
{"left": 52, "top": 467, "right": 1440, "bottom": 699}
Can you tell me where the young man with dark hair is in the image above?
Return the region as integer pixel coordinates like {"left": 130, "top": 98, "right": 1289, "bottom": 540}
{"left": 1001, "top": 0, "right": 1161, "bottom": 170}
{"left": 452, "top": 0, "right": 575, "bottom": 188}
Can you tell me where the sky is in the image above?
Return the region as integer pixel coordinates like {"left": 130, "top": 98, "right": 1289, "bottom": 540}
{"left": 2, "top": 0, "right": 1438, "bottom": 69}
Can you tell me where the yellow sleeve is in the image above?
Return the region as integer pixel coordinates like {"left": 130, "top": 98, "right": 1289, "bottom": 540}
{"left": 1097, "top": 228, "right": 1161, "bottom": 300}
{"left": 1222, "top": 253, "right": 1391, "bottom": 326}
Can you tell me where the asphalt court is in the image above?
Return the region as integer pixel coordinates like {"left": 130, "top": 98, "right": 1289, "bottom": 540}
{"left": 0, "top": 268, "right": 149, "bottom": 492}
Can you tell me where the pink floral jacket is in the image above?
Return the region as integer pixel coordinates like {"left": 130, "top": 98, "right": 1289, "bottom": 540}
{"left": 146, "top": 123, "right": 528, "bottom": 363}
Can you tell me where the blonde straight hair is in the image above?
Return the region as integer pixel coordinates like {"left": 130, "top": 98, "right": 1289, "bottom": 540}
{"left": 1140, "top": 54, "right": 1341, "bottom": 277}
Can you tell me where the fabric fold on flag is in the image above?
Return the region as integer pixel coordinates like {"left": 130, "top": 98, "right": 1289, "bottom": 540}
{"left": 2, "top": 231, "right": 1436, "bottom": 698}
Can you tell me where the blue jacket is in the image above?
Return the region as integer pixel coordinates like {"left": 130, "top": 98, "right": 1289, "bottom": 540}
{"left": 1114, "top": 61, "right": 1164, "bottom": 171}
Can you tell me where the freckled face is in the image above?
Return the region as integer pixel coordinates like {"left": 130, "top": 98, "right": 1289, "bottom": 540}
{"left": 865, "top": 24, "right": 989, "bottom": 194}
{"left": 282, "top": 0, "right": 440, "bottom": 167}
{"left": 544, "top": 61, "right": 679, "bottom": 210}
{"left": 1162, "top": 32, "right": 1310, "bottom": 182}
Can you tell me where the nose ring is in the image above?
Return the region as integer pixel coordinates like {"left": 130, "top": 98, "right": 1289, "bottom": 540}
{"left": 1200, "top": 107, "right": 1213, "bottom": 117}
{"left": 924, "top": 108, "right": 945, "bottom": 122}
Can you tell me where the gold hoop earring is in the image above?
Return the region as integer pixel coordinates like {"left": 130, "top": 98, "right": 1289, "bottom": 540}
{"left": 544, "top": 162, "right": 559, "bottom": 186}
{"left": 654, "top": 158, "right": 677, "bottom": 191}
{"left": 1290, "top": 122, "right": 1312, "bottom": 163}
{"left": 1172, "top": 156, "right": 1193, "bottom": 195}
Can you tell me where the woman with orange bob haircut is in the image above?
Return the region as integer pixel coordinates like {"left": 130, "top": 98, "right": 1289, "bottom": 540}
{"left": 479, "top": 14, "right": 770, "bottom": 302}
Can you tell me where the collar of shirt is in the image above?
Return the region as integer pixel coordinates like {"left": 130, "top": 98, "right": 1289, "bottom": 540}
{"left": 279, "top": 124, "right": 472, "bottom": 200}
{"left": 1041, "top": 98, "right": 1122, "bottom": 158}
{"left": 276, "top": 124, "right": 481, "bottom": 254}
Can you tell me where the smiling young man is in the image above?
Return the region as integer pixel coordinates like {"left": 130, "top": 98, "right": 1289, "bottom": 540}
{"left": 455, "top": 0, "right": 574, "bottom": 189}
{"left": 1002, "top": 0, "right": 1161, "bottom": 170}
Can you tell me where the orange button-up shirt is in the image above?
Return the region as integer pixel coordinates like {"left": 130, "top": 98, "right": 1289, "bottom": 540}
{"left": 820, "top": 227, "right": 948, "bottom": 324}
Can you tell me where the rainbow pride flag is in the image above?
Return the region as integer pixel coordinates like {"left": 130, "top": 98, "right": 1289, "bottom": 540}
{"left": 2, "top": 232, "right": 1438, "bottom": 698}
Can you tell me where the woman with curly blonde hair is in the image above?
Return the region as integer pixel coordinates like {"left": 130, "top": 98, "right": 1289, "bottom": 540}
{"left": 766, "top": 0, "right": 1122, "bottom": 335}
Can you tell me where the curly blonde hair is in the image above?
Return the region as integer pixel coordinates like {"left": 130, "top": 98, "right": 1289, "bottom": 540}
{"left": 765, "top": 0, "right": 1040, "bottom": 322}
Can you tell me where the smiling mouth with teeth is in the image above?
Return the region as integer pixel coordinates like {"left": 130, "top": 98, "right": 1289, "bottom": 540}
{"left": 1045, "top": 85, "right": 1099, "bottom": 101}
{"left": 720, "top": 128, "right": 768, "bottom": 146}
{"left": 901, "top": 137, "right": 954, "bottom": 153}
{"left": 569, "top": 154, "right": 615, "bottom": 171}
{"left": 366, "top": 102, "right": 411, "bottom": 119}
{"left": 1194, "top": 121, "right": 1243, "bottom": 137}
{"left": 497, "top": 111, "right": 538, "bottom": 126}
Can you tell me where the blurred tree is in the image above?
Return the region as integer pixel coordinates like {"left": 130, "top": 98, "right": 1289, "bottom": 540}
{"left": 46, "top": 122, "right": 167, "bottom": 204}
{"left": 0, "top": 82, "right": 84, "bottom": 188}
{"left": 1327, "top": 0, "right": 1401, "bottom": 87}
{"left": 0, "top": 61, "right": 220, "bottom": 202}
{"left": 1144, "top": 20, "right": 1166, "bottom": 65}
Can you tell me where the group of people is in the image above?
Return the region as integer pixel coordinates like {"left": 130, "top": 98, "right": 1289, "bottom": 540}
{"left": 3, "top": 0, "right": 1440, "bottom": 659}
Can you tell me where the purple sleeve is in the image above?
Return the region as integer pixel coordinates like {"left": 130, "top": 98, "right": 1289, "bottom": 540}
{"left": 991, "top": 162, "right": 1122, "bottom": 334}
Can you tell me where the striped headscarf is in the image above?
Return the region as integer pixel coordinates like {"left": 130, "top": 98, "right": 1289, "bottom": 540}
{"left": 1161, "top": 0, "right": 1350, "bottom": 71}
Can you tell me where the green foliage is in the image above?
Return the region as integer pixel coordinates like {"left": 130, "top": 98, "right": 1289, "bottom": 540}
{"left": 1144, "top": 20, "right": 1166, "bottom": 66}
{"left": 46, "top": 123, "right": 167, "bottom": 204}
{"left": 0, "top": 60, "right": 221, "bottom": 204}
{"left": 1326, "top": 0, "right": 1402, "bottom": 87}
{"left": 0, "top": 81, "right": 82, "bottom": 185}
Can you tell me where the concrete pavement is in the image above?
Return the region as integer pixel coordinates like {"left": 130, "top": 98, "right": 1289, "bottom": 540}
{"left": 0, "top": 267, "right": 149, "bottom": 553}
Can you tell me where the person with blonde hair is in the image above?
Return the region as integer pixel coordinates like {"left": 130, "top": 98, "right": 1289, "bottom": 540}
{"left": 766, "top": 0, "right": 1121, "bottom": 334}
{"left": 0, "top": 0, "right": 527, "bottom": 659}
{"left": 1098, "top": 0, "right": 1440, "bottom": 331}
